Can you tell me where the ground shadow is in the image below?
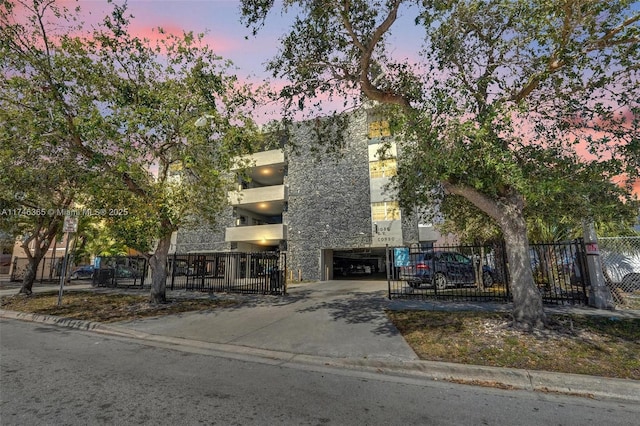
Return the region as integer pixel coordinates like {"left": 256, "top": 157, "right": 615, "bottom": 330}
{"left": 295, "top": 290, "right": 402, "bottom": 336}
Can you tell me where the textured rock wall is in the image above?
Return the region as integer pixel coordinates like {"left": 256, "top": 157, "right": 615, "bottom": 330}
{"left": 175, "top": 209, "right": 233, "bottom": 253}
{"left": 284, "top": 112, "right": 373, "bottom": 281}
{"left": 177, "top": 109, "right": 424, "bottom": 280}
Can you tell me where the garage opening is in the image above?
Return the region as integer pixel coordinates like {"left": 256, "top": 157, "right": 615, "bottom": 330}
{"left": 331, "top": 248, "right": 387, "bottom": 280}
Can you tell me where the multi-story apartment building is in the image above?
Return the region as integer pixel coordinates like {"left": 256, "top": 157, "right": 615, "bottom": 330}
{"left": 176, "top": 107, "right": 443, "bottom": 281}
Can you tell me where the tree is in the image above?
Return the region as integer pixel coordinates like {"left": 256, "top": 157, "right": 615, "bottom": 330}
{"left": 241, "top": 0, "right": 639, "bottom": 329}
{"left": 438, "top": 167, "right": 639, "bottom": 246}
{"left": 89, "top": 6, "right": 261, "bottom": 303}
{"left": 0, "top": 152, "right": 72, "bottom": 294}
{"left": 69, "top": 214, "right": 131, "bottom": 264}
{"left": 1, "top": 0, "right": 261, "bottom": 302}
{"left": 0, "top": 26, "right": 97, "bottom": 293}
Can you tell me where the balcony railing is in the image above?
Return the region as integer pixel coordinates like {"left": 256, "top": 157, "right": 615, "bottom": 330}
{"left": 229, "top": 184, "right": 286, "bottom": 207}
{"left": 232, "top": 149, "right": 285, "bottom": 170}
{"left": 225, "top": 224, "right": 287, "bottom": 244}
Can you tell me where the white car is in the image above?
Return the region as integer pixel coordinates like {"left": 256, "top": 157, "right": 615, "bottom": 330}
{"left": 600, "top": 251, "right": 640, "bottom": 291}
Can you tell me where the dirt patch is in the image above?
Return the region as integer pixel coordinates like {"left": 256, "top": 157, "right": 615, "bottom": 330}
{"left": 386, "top": 310, "right": 640, "bottom": 380}
{"left": 1, "top": 291, "right": 239, "bottom": 323}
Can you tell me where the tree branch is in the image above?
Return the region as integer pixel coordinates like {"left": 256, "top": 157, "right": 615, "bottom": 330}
{"left": 340, "top": 0, "right": 412, "bottom": 110}
{"left": 510, "top": 10, "right": 639, "bottom": 103}
{"left": 442, "top": 181, "right": 515, "bottom": 224}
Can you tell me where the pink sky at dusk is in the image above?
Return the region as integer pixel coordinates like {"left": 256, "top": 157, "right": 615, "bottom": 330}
{"left": 39, "top": 1, "right": 640, "bottom": 198}
{"left": 58, "top": 2, "right": 422, "bottom": 84}
{"left": 61, "top": 1, "right": 281, "bottom": 78}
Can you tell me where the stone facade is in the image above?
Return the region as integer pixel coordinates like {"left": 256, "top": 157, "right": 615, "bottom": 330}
{"left": 176, "top": 108, "right": 434, "bottom": 281}
{"left": 284, "top": 111, "right": 373, "bottom": 280}
{"left": 175, "top": 209, "right": 233, "bottom": 253}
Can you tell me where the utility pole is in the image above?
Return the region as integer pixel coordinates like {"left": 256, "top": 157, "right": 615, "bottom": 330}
{"left": 57, "top": 215, "right": 78, "bottom": 306}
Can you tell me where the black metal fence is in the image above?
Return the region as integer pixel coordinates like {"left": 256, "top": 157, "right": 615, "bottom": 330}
{"left": 90, "top": 251, "right": 287, "bottom": 295}
{"left": 10, "top": 257, "right": 63, "bottom": 283}
{"left": 530, "top": 240, "right": 589, "bottom": 305}
{"left": 387, "top": 240, "right": 588, "bottom": 305}
{"left": 168, "top": 251, "right": 286, "bottom": 295}
{"left": 92, "top": 256, "right": 148, "bottom": 288}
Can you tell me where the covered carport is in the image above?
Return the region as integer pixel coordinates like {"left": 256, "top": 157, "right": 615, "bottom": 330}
{"left": 321, "top": 248, "right": 388, "bottom": 281}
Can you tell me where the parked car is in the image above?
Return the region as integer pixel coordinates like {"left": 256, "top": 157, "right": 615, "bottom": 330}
{"left": 115, "top": 265, "right": 141, "bottom": 279}
{"left": 400, "top": 251, "right": 494, "bottom": 290}
{"left": 69, "top": 265, "right": 94, "bottom": 280}
{"left": 171, "top": 260, "right": 195, "bottom": 276}
{"left": 348, "top": 264, "right": 372, "bottom": 275}
{"left": 601, "top": 251, "right": 640, "bottom": 291}
{"left": 333, "top": 260, "right": 372, "bottom": 277}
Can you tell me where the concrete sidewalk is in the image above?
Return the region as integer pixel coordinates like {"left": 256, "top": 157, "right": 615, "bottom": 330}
{"left": 117, "top": 280, "right": 418, "bottom": 361}
{"left": 2, "top": 279, "right": 639, "bottom": 402}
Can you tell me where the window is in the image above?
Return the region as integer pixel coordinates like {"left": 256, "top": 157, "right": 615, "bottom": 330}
{"left": 369, "top": 159, "right": 397, "bottom": 179}
{"left": 371, "top": 201, "right": 400, "bottom": 221}
{"left": 367, "top": 120, "right": 391, "bottom": 138}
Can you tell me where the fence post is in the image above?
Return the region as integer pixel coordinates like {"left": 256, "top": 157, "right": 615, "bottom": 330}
{"left": 170, "top": 252, "right": 176, "bottom": 291}
{"left": 10, "top": 257, "right": 17, "bottom": 281}
{"left": 583, "top": 221, "right": 614, "bottom": 310}
{"left": 39, "top": 257, "right": 46, "bottom": 283}
{"left": 386, "top": 245, "right": 391, "bottom": 300}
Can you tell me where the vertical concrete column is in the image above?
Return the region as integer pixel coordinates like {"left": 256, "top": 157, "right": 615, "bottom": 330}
{"left": 224, "top": 253, "right": 237, "bottom": 291}
{"left": 583, "top": 221, "right": 615, "bottom": 310}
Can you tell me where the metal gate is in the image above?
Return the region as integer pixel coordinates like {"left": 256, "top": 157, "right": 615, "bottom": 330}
{"left": 168, "top": 251, "right": 287, "bottom": 295}
{"left": 387, "top": 240, "right": 588, "bottom": 305}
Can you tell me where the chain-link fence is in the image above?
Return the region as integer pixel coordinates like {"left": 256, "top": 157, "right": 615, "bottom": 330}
{"left": 598, "top": 237, "right": 640, "bottom": 309}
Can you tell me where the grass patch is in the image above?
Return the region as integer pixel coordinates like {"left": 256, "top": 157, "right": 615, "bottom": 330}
{"left": 387, "top": 310, "right": 640, "bottom": 380}
{"left": 1, "top": 291, "right": 238, "bottom": 323}
{"left": 3, "top": 291, "right": 639, "bottom": 380}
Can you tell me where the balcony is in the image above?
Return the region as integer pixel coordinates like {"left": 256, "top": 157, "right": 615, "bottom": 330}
{"left": 232, "top": 149, "right": 286, "bottom": 186}
{"left": 229, "top": 184, "right": 287, "bottom": 215}
{"left": 225, "top": 224, "right": 287, "bottom": 246}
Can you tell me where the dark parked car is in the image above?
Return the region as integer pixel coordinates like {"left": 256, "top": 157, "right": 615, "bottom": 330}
{"left": 399, "top": 251, "right": 494, "bottom": 290}
{"left": 170, "top": 260, "right": 195, "bottom": 276}
{"left": 69, "top": 265, "right": 94, "bottom": 280}
{"left": 333, "top": 261, "right": 372, "bottom": 277}
{"left": 115, "top": 265, "right": 142, "bottom": 279}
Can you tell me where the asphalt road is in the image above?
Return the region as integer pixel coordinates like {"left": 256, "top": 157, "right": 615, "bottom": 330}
{"left": 1, "top": 319, "right": 639, "bottom": 426}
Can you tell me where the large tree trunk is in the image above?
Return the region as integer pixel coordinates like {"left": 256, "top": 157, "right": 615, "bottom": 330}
{"left": 18, "top": 255, "right": 43, "bottom": 295}
{"left": 148, "top": 232, "right": 172, "bottom": 304}
{"left": 18, "top": 237, "right": 49, "bottom": 296}
{"left": 17, "top": 215, "right": 64, "bottom": 295}
{"left": 502, "top": 216, "right": 546, "bottom": 330}
{"left": 443, "top": 182, "right": 546, "bottom": 329}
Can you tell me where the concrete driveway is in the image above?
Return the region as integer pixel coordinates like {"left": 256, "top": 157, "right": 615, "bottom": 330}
{"left": 117, "top": 279, "right": 419, "bottom": 361}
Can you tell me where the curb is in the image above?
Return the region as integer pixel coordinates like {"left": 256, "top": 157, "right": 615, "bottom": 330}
{"left": 2, "top": 309, "right": 639, "bottom": 403}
